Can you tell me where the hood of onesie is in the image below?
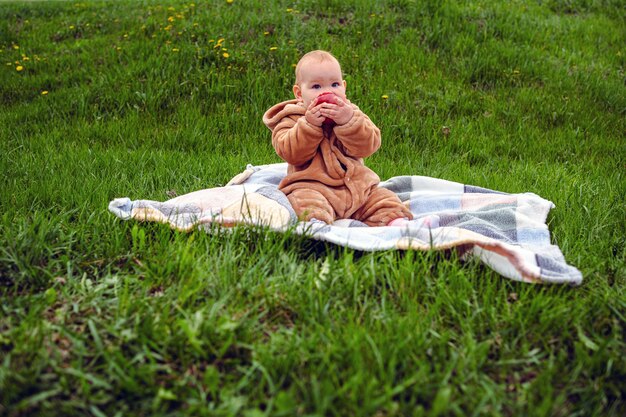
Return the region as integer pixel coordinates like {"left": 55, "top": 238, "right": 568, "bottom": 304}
{"left": 262, "top": 99, "right": 305, "bottom": 130}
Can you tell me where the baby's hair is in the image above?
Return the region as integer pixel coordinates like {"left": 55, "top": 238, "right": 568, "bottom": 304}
{"left": 294, "top": 50, "right": 342, "bottom": 84}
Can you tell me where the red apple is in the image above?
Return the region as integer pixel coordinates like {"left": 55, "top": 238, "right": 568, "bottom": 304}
{"left": 316, "top": 92, "right": 337, "bottom": 105}
{"left": 315, "top": 92, "right": 337, "bottom": 125}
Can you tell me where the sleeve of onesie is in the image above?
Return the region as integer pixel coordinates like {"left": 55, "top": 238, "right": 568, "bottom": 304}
{"left": 271, "top": 116, "right": 325, "bottom": 166}
{"left": 333, "top": 107, "right": 381, "bottom": 159}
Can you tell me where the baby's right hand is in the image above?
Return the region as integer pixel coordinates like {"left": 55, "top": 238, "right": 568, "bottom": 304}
{"left": 304, "top": 101, "right": 326, "bottom": 127}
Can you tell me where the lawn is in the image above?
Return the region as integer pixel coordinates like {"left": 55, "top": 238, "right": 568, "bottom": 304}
{"left": 1, "top": 0, "right": 625, "bottom": 416}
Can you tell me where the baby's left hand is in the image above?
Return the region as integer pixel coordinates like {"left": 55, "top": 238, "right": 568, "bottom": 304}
{"left": 320, "top": 97, "right": 354, "bottom": 126}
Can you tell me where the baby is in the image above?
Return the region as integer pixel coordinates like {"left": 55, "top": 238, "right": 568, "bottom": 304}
{"left": 262, "top": 50, "right": 413, "bottom": 227}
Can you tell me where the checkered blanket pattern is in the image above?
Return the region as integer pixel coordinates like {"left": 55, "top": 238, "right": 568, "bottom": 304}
{"left": 109, "top": 163, "right": 582, "bottom": 285}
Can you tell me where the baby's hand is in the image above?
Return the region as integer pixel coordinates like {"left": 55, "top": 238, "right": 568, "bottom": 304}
{"left": 304, "top": 101, "right": 326, "bottom": 127}
{"left": 320, "top": 97, "right": 354, "bottom": 126}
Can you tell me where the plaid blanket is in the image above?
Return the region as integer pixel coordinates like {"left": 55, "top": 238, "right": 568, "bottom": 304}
{"left": 109, "top": 163, "right": 582, "bottom": 285}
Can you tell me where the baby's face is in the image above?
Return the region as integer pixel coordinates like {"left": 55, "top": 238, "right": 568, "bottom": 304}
{"left": 294, "top": 59, "right": 346, "bottom": 107}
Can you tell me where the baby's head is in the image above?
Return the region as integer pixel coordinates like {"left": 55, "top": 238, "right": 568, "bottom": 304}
{"left": 293, "top": 50, "right": 347, "bottom": 107}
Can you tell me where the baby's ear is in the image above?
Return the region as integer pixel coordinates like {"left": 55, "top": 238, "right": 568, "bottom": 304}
{"left": 293, "top": 84, "right": 302, "bottom": 101}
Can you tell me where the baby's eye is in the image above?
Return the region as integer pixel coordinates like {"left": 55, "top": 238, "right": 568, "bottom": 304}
{"left": 312, "top": 84, "right": 321, "bottom": 89}
{"left": 332, "top": 82, "right": 340, "bottom": 87}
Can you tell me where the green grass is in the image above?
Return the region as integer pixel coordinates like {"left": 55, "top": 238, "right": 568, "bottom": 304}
{"left": 1, "top": 0, "right": 625, "bottom": 416}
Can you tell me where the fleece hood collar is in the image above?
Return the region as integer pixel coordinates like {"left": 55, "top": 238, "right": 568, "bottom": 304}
{"left": 262, "top": 99, "right": 304, "bottom": 130}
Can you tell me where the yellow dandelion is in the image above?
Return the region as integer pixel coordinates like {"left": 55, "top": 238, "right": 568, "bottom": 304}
{"left": 269, "top": 46, "right": 278, "bottom": 51}
{"left": 16, "top": 65, "right": 24, "bottom": 71}
{"left": 41, "top": 90, "right": 48, "bottom": 95}
{"left": 168, "top": 16, "right": 175, "bottom": 22}
{"left": 263, "top": 31, "right": 270, "bottom": 36}
{"left": 226, "top": 0, "right": 233, "bottom": 3}
{"left": 13, "top": 45, "right": 19, "bottom": 50}
{"left": 381, "top": 94, "right": 389, "bottom": 100}
{"left": 223, "top": 52, "right": 229, "bottom": 58}
{"left": 172, "top": 48, "right": 179, "bottom": 52}
{"left": 69, "top": 25, "right": 75, "bottom": 29}
{"left": 167, "top": 6, "right": 175, "bottom": 11}
{"left": 286, "top": 8, "right": 293, "bottom": 12}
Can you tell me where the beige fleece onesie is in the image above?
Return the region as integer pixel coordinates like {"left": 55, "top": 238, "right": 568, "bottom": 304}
{"left": 263, "top": 99, "right": 413, "bottom": 226}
